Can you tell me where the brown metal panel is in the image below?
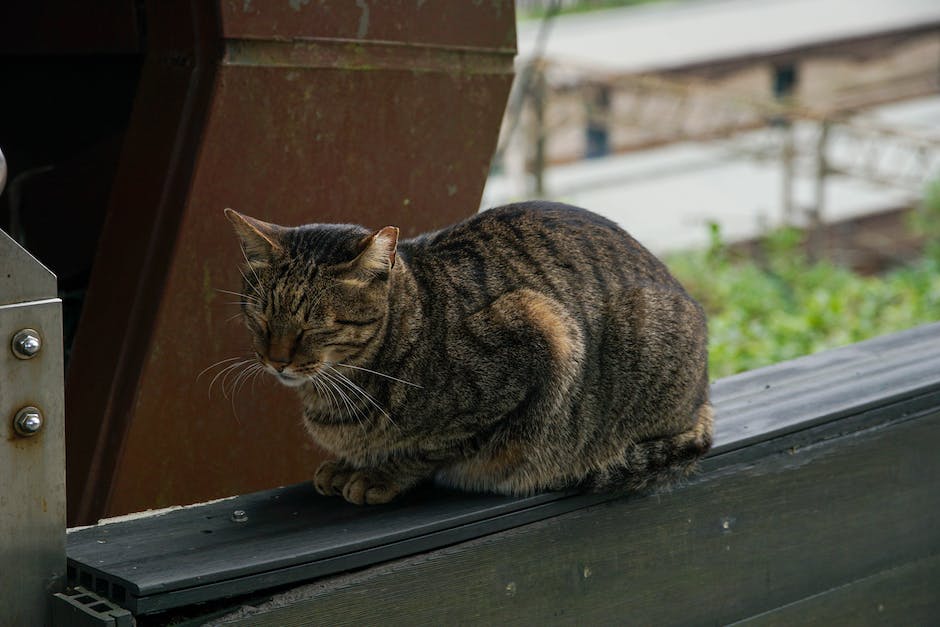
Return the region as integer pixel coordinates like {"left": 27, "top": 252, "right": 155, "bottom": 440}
{"left": 65, "top": 0, "right": 225, "bottom": 526}
{"left": 67, "top": 0, "right": 515, "bottom": 524}
{"left": 220, "top": 0, "right": 517, "bottom": 51}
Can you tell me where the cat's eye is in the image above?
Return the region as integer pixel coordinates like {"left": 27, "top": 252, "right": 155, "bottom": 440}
{"left": 296, "top": 329, "right": 314, "bottom": 343}
{"left": 334, "top": 317, "right": 381, "bottom": 327}
{"left": 298, "top": 328, "right": 332, "bottom": 340}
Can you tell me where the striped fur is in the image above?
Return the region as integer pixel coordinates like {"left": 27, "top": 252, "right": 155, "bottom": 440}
{"left": 225, "top": 202, "right": 712, "bottom": 505}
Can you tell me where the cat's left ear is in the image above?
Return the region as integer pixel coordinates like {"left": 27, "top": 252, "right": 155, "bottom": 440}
{"left": 224, "top": 208, "right": 285, "bottom": 262}
{"left": 353, "top": 226, "right": 399, "bottom": 275}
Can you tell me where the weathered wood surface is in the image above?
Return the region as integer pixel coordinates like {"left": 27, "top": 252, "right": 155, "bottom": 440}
{"left": 208, "top": 407, "right": 940, "bottom": 626}
{"left": 734, "top": 554, "right": 940, "bottom": 626}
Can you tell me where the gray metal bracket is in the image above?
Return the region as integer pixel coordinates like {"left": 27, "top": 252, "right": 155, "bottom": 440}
{"left": 51, "top": 587, "right": 133, "bottom": 627}
{"left": 0, "top": 145, "right": 67, "bottom": 625}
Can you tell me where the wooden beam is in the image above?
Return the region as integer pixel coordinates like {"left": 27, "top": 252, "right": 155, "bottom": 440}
{"left": 207, "top": 406, "right": 940, "bottom": 625}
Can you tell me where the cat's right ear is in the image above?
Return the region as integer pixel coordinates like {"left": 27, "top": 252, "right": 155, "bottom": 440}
{"left": 224, "top": 208, "right": 284, "bottom": 263}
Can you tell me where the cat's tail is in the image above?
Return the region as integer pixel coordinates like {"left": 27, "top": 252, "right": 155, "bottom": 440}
{"left": 586, "top": 402, "right": 714, "bottom": 493}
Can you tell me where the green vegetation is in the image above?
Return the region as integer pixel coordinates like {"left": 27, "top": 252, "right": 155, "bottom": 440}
{"left": 667, "top": 182, "right": 940, "bottom": 380}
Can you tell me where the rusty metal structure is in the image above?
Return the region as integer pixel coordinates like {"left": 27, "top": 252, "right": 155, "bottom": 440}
{"left": 1, "top": 1, "right": 516, "bottom": 525}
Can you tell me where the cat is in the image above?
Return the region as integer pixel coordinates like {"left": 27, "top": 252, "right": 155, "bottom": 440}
{"left": 224, "top": 201, "right": 712, "bottom": 505}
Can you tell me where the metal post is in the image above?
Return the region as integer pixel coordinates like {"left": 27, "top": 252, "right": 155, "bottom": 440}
{"left": 531, "top": 64, "right": 547, "bottom": 196}
{"left": 0, "top": 146, "right": 66, "bottom": 626}
{"left": 807, "top": 120, "right": 831, "bottom": 262}
{"left": 814, "top": 120, "right": 830, "bottom": 223}
{"left": 780, "top": 121, "right": 796, "bottom": 225}
{"left": 771, "top": 62, "right": 799, "bottom": 226}
{"left": 585, "top": 81, "right": 611, "bottom": 159}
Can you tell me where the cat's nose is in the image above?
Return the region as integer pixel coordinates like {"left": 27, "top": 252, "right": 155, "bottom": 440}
{"left": 268, "top": 336, "right": 294, "bottom": 368}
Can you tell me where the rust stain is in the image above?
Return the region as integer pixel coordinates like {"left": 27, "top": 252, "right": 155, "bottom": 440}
{"left": 288, "top": 0, "right": 311, "bottom": 12}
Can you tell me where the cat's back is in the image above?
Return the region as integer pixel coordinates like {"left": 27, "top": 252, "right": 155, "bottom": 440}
{"left": 402, "top": 201, "right": 681, "bottom": 293}
{"left": 413, "top": 201, "right": 628, "bottom": 250}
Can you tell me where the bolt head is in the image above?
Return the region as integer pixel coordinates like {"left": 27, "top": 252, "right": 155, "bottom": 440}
{"left": 13, "top": 406, "right": 43, "bottom": 437}
{"left": 11, "top": 329, "right": 41, "bottom": 359}
{"left": 231, "top": 509, "right": 248, "bottom": 523}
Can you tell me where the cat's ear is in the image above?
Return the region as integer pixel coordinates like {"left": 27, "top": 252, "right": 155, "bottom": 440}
{"left": 348, "top": 226, "right": 399, "bottom": 279}
{"left": 224, "top": 208, "right": 284, "bottom": 262}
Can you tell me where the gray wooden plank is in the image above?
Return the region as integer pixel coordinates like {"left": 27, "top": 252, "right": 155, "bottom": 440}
{"left": 711, "top": 321, "right": 940, "bottom": 400}
{"left": 711, "top": 321, "right": 940, "bottom": 453}
{"left": 204, "top": 409, "right": 940, "bottom": 626}
{"left": 733, "top": 554, "right": 940, "bottom": 627}
{"left": 67, "top": 486, "right": 570, "bottom": 596}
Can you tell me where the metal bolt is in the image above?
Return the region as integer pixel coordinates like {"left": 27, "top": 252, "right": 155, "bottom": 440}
{"left": 231, "top": 509, "right": 248, "bottom": 523}
{"left": 11, "top": 329, "right": 41, "bottom": 359}
{"left": 13, "top": 406, "right": 43, "bottom": 437}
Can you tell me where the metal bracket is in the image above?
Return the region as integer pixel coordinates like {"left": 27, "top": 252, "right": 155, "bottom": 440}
{"left": 0, "top": 146, "right": 67, "bottom": 625}
{"left": 51, "top": 587, "right": 134, "bottom": 627}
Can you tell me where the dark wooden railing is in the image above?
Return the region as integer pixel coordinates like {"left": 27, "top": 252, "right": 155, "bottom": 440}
{"left": 63, "top": 322, "right": 940, "bottom": 625}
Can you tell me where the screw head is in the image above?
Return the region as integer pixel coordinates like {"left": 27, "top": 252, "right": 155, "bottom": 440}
{"left": 13, "top": 406, "right": 43, "bottom": 437}
{"left": 231, "top": 509, "right": 248, "bottom": 523}
{"left": 11, "top": 329, "right": 41, "bottom": 359}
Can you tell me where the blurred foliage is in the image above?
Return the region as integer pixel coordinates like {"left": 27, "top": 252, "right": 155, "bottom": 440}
{"left": 667, "top": 182, "right": 940, "bottom": 380}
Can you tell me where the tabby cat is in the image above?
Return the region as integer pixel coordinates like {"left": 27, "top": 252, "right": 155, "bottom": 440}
{"left": 225, "top": 202, "right": 712, "bottom": 505}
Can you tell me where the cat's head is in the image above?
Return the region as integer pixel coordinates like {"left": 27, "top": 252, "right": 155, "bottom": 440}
{"left": 224, "top": 208, "right": 399, "bottom": 388}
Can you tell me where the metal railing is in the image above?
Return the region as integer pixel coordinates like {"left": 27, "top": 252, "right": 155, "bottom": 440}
{"left": 502, "top": 60, "right": 940, "bottom": 224}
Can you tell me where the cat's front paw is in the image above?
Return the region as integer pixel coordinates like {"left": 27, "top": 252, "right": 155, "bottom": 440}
{"left": 313, "top": 459, "right": 354, "bottom": 497}
{"left": 342, "top": 469, "right": 401, "bottom": 505}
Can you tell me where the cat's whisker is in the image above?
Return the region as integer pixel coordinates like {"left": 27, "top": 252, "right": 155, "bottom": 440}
{"left": 215, "top": 288, "right": 261, "bottom": 304}
{"left": 213, "top": 359, "right": 254, "bottom": 398}
{"left": 231, "top": 362, "right": 259, "bottom": 400}
{"left": 236, "top": 268, "right": 262, "bottom": 300}
{"left": 319, "top": 371, "right": 365, "bottom": 431}
{"left": 227, "top": 363, "right": 261, "bottom": 426}
{"left": 207, "top": 361, "right": 243, "bottom": 399}
{"left": 234, "top": 361, "right": 261, "bottom": 397}
{"left": 313, "top": 377, "right": 342, "bottom": 421}
{"left": 308, "top": 377, "right": 329, "bottom": 410}
{"left": 242, "top": 363, "right": 264, "bottom": 394}
{"left": 197, "top": 356, "right": 246, "bottom": 382}
{"left": 223, "top": 384, "right": 244, "bottom": 425}
{"left": 250, "top": 363, "right": 266, "bottom": 393}
{"left": 327, "top": 369, "right": 385, "bottom": 416}
{"left": 311, "top": 377, "right": 348, "bottom": 413}
{"left": 325, "top": 366, "right": 397, "bottom": 429}
{"left": 324, "top": 379, "right": 369, "bottom": 433}
{"left": 240, "top": 245, "right": 264, "bottom": 296}
{"left": 319, "top": 369, "right": 368, "bottom": 430}
{"left": 222, "top": 361, "right": 250, "bottom": 399}
{"left": 225, "top": 312, "right": 245, "bottom": 324}
{"left": 331, "top": 363, "right": 422, "bottom": 388}
{"left": 200, "top": 357, "right": 255, "bottom": 401}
